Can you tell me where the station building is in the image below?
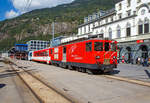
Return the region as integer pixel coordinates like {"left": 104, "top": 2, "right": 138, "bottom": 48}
{"left": 77, "top": 0, "right": 150, "bottom": 64}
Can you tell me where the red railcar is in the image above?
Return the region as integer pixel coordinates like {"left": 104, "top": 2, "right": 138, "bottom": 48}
{"left": 32, "top": 38, "right": 117, "bottom": 73}
{"left": 32, "top": 49, "right": 51, "bottom": 64}
{"left": 51, "top": 39, "right": 117, "bottom": 73}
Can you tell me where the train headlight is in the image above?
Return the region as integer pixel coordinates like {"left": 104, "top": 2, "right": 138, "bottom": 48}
{"left": 96, "top": 56, "right": 100, "bottom": 59}
{"left": 113, "top": 56, "right": 116, "bottom": 59}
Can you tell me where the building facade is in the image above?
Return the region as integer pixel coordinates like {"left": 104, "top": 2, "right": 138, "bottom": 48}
{"left": 77, "top": 0, "right": 150, "bottom": 64}
{"left": 27, "top": 40, "right": 49, "bottom": 51}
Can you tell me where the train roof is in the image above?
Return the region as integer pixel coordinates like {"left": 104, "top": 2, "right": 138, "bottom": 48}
{"left": 57, "top": 38, "right": 117, "bottom": 47}
{"left": 34, "top": 48, "right": 49, "bottom": 52}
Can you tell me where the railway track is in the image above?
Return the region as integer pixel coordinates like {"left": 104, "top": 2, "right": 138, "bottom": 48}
{"left": 7, "top": 60, "right": 77, "bottom": 103}
{"left": 4, "top": 58, "right": 150, "bottom": 103}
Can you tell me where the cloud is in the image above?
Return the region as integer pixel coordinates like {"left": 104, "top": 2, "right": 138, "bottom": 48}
{"left": 5, "top": 10, "right": 19, "bottom": 19}
{"left": 11, "top": 0, "right": 74, "bottom": 13}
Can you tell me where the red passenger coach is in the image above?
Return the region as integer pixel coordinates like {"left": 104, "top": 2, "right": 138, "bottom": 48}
{"left": 32, "top": 49, "right": 51, "bottom": 64}
{"left": 51, "top": 39, "right": 118, "bottom": 73}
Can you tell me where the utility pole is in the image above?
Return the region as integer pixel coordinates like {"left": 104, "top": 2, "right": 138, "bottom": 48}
{"left": 52, "top": 22, "right": 55, "bottom": 40}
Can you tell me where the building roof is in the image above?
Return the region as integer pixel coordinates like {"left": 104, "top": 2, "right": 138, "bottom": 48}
{"left": 78, "top": 8, "right": 116, "bottom": 28}
{"left": 15, "top": 44, "right": 28, "bottom": 46}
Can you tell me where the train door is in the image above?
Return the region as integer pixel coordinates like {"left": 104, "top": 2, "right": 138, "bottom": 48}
{"left": 62, "top": 46, "right": 67, "bottom": 62}
{"left": 104, "top": 42, "right": 111, "bottom": 65}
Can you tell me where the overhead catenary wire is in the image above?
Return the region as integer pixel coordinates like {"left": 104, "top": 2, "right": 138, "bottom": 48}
{"left": 23, "top": 0, "right": 32, "bottom": 13}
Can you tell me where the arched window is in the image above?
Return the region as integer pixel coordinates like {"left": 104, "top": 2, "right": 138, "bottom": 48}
{"left": 109, "top": 28, "right": 112, "bottom": 39}
{"left": 84, "top": 26, "right": 86, "bottom": 34}
{"left": 99, "top": 29, "right": 104, "bottom": 38}
{"left": 126, "top": 23, "right": 131, "bottom": 37}
{"left": 117, "top": 25, "right": 121, "bottom": 38}
{"left": 96, "top": 30, "right": 99, "bottom": 34}
{"left": 144, "top": 18, "right": 149, "bottom": 33}
{"left": 100, "top": 29, "right": 104, "bottom": 34}
{"left": 138, "top": 19, "right": 143, "bottom": 34}
{"left": 88, "top": 25, "right": 90, "bottom": 32}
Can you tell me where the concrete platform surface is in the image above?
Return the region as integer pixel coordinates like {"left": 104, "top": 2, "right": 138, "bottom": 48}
{"left": 0, "top": 62, "right": 39, "bottom": 103}
{"left": 14, "top": 60, "right": 150, "bottom": 103}
{"left": 114, "top": 64, "right": 150, "bottom": 82}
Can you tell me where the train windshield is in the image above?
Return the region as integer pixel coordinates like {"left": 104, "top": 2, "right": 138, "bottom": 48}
{"left": 104, "top": 42, "right": 110, "bottom": 51}
{"left": 94, "top": 42, "right": 103, "bottom": 51}
{"left": 30, "top": 52, "right": 32, "bottom": 56}
{"left": 111, "top": 43, "right": 117, "bottom": 51}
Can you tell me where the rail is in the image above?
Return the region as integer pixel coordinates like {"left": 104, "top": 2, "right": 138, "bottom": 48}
{"left": 6, "top": 59, "right": 76, "bottom": 103}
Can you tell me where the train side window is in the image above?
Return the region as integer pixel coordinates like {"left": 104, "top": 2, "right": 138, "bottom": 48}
{"left": 105, "top": 42, "right": 110, "bottom": 51}
{"left": 86, "top": 42, "right": 92, "bottom": 51}
{"left": 94, "top": 42, "right": 103, "bottom": 51}
{"left": 111, "top": 43, "right": 117, "bottom": 51}
{"left": 63, "top": 47, "right": 66, "bottom": 53}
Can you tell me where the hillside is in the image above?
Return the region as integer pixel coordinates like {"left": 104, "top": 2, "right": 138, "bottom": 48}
{"left": 0, "top": 0, "right": 120, "bottom": 51}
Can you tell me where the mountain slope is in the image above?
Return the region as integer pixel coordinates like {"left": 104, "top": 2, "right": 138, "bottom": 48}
{"left": 0, "top": 0, "right": 120, "bottom": 51}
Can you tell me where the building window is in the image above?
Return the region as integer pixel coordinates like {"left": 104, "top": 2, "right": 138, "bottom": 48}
{"left": 100, "top": 29, "right": 104, "bottom": 34}
{"left": 84, "top": 26, "right": 86, "bottom": 33}
{"left": 105, "top": 18, "right": 108, "bottom": 23}
{"left": 117, "top": 25, "right": 121, "bottom": 38}
{"left": 126, "top": 23, "right": 131, "bottom": 37}
{"left": 138, "top": 20, "right": 143, "bottom": 34}
{"left": 109, "top": 28, "right": 112, "bottom": 39}
{"left": 96, "top": 30, "right": 99, "bottom": 34}
{"left": 127, "top": 0, "right": 131, "bottom": 7}
{"left": 127, "top": 10, "right": 131, "bottom": 17}
{"left": 118, "top": 13, "right": 122, "bottom": 19}
{"left": 93, "top": 23, "right": 95, "bottom": 28}
{"left": 119, "top": 3, "right": 122, "bottom": 10}
{"left": 137, "top": 0, "right": 141, "bottom": 3}
{"left": 98, "top": 21, "right": 100, "bottom": 26}
{"left": 88, "top": 25, "right": 90, "bottom": 32}
{"left": 82, "top": 27, "right": 84, "bottom": 34}
{"left": 89, "top": 15, "right": 93, "bottom": 21}
{"left": 80, "top": 28, "right": 82, "bottom": 34}
{"left": 141, "top": 9, "right": 146, "bottom": 15}
{"left": 95, "top": 13, "right": 99, "bottom": 19}
{"left": 144, "top": 18, "right": 149, "bottom": 34}
{"left": 84, "top": 17, "right": 88, "bottom": 23}
{"left": 111, "top": 17, "right": 114, "bottom": 22}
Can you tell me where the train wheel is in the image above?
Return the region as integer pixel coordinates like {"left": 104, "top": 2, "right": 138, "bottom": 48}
{"left": 81, "top": 68, "right": 86, "bottom": 73}
{"left": 86, "top": 69, "right": 94, "bottom": 75}
{"left": 68, "top": 65, "right": 73, "bottom": 70}
{"left": 75, "top": 67, "right": 79, "bottom": 71}
{"left": 77, "top": 67, "right": 80, "bottom": 72}
{"left": 64, "top": 65, "right": 68, "bottom": 69}
{"left": 86, "top": 69, "right": 100, "bottom": 75}
{"left": 59, "top": 63, "right": 62, "bottom": 68}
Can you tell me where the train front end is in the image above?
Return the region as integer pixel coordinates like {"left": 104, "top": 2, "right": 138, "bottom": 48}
{"left": 94, "top": 40, "right": 117, "bottom": 73}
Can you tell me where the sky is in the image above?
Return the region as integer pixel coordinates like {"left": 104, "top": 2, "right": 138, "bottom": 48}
{"left": 0, "top": 0, "right": 74, "bottom": 21}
